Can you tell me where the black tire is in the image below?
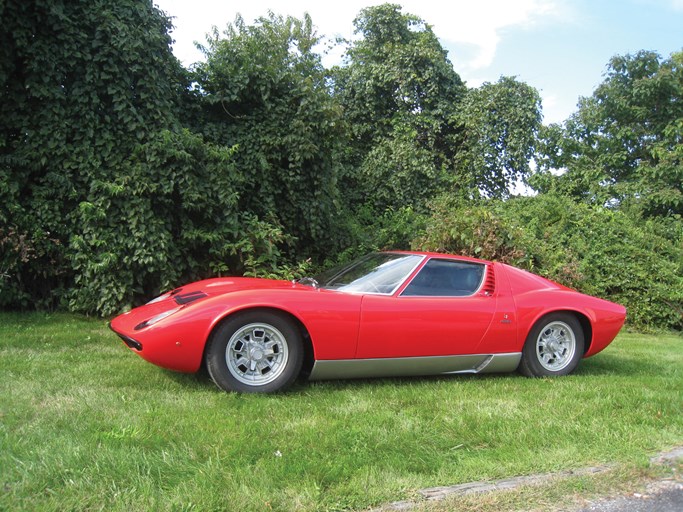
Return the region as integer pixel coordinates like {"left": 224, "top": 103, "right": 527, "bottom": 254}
{"left": 518, "top": 313, "right": 584, "bottom": 377}
{"left": 205, "top": 310, "right": 304, "bottom": 393}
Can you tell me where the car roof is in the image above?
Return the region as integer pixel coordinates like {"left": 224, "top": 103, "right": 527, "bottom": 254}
{"left": 384, "top": 250, "right": 494, "bottom": 265}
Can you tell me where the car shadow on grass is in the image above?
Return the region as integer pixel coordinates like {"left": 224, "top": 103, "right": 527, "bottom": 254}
{"left": 156, "top": 367, "right": 483, "bottom": 394}
{"left": 576, "top": 350, "right": 664, "bottom": 377}
{"left": 159, "top": 366, "right": 217, "bottom": 390}
{"left": 302, "top": 372, "right": 521, "bottom": 394}
{"left": 153, "top": 349, "right": 650, "bottom": 394}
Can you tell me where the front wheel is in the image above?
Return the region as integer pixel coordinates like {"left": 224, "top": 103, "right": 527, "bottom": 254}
{"left": 518, "top": 313, "right": 584, "bottom": 377}
{"left": 205, "top": 311, "right": 304, "bottom": 393}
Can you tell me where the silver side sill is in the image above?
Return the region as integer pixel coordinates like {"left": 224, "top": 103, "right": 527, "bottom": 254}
{"left": 308, "top": 353, "right": 522, "bottom": 381}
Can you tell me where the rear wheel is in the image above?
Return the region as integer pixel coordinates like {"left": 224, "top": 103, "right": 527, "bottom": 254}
{"left": 205, "top": 311, "right": 303, "bottom": 393}
{"left": 518, "top": 313, "right": 584, "bottom": 377}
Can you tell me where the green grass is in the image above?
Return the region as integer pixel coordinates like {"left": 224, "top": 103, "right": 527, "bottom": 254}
{"left": 0, "top": 312, "right": 681, "bottom": 511}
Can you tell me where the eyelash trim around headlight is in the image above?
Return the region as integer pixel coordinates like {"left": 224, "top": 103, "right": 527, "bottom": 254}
{"left": 134, "top": 307, "right": 182, "bottom": 331}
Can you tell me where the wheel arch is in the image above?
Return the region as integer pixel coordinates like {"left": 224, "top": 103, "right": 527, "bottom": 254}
{"left": 529, "top": 309, "right": 593, "bottom": 355}
{"left": 203, "top": 306, "right": 315, "bottom": 377}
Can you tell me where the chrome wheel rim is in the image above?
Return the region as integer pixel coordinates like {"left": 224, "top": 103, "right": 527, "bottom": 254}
{"left": 226, "top": 323, "right": 289, "bottom": 386}
{"left": 536, "top": 321, "right": 576, "bottom": 372}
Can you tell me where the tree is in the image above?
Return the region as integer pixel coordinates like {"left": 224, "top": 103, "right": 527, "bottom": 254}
{"left": 534, "top": 50, "right": 683, "bottom": 217}
{"left": 0, "top": 1, "right": 280, "bottom": 315}
{"left": 193, "top": 12, "right": 345, "bottom": 259}
{"left": 455, "top": 77, "right": 542, "bottom": 198}
{"left": 0, "top": 0, "right": 184, "bottom": 309}
{"left": 333, "top": 4, "right": 466, "bottom": 151}
{"left": 333, "top": 4, "right": 542, "bottom": 214}
{"left": 332, "top": 4, "right": 466, "bottom": 213}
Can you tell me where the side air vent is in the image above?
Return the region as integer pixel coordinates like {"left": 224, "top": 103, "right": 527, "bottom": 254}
{"left": 480, "top": 265, "right": 496, "bottom": 296}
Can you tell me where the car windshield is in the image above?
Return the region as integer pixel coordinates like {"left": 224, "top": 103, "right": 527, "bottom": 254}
{"left": 314, "top": 253, "right": 423, "bottom": 294}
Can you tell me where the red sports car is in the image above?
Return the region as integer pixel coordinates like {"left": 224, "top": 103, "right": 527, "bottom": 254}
{"left": 110, "top": 251, "right": 626, "bottom": 393}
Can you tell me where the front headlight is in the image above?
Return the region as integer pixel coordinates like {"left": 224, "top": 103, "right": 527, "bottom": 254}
{"left": 134, "top": 307, "right": 182, "bottom": 331}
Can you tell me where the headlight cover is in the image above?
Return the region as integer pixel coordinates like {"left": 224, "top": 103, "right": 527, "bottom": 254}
{"left": 146, "top": 292, "right": 173, "bottom": 305}
{"left": 134, "top": 307, "right": 182, "bottom": 331}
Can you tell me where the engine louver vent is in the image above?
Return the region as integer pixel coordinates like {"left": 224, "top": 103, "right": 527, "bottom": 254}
{"left": 174, "top": 291, "right": 208, "bottom": 305}
{"left": 480, "top": 266, "right": 496, "bottom": 296}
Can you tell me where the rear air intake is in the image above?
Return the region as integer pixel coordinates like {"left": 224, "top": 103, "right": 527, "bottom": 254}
{"left": 480, "top": 266, "right": 496, "bottom": 296}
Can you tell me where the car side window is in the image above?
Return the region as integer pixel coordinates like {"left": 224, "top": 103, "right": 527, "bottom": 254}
{"left": 401, "top": 259, "right": 485, "bottom": 297}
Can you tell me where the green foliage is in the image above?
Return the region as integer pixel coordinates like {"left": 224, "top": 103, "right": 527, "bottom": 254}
{"left": 333, "top": 3, "right": 466, "bottom": 151}
{"left": 333, "top": 5, "right": 542, "bottom": 214}
{"left": 355, "top": 130, "right": 453, "bottom": 212}
{"left": 66, "top": 129, "right": 282, "bottom": 315}
{"left": 193, "top": 12, "right": 344, "bottom": 258}
{"left": 0, "top": 0, "right": 183, "bottom": 311}
{"left": 329, "top": 205, "right": 427, "bottom": 269}
{"left": 417, "top": 194, "right": 683, "bottom": 330}
{"left": 1, "top": 1, "right": 679, "bottom": 331}
{"left": 455, "top": 77, "right": 542, "bottom": 198}
{"left": 0, "top": 1, "right": 285, "bottom": 315}
{"left": 333, "top": 4, "right": 466, "bottom": 213}
{"left": 534, "top": 50, "right": 683, "bottom": 217}
{"left": 641, "top": 116, "right": 683, "bottom": 216}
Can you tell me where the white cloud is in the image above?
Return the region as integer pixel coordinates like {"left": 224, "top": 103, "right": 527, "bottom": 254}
{"left": 633, "top": 0, "right": 683, "bottom": 12}
{"left": 406, "top": 0, "right": 569, "bottom": 70}
{"left": 154, "top": 0, "right": 568, "bottom": 71}
{"left": 538, "top": 91, "right": 574, "bottom": 125}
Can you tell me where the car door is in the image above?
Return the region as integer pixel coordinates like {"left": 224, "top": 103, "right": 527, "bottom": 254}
{"left": 355, "top": 258, "right": 497, "bottom": 359}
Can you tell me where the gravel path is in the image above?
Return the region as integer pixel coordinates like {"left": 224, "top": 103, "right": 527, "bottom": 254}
{"left": 372, "top": 446, "right": 683, "bottom": 511}
{"left": 575, "top": 478, "right": 683, "bottom": 512}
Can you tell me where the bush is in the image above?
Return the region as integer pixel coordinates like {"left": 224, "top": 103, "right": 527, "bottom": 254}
{"left": 66, "top": 130, "right": 288, "bottom": 315}
{"left": 416, "top": 194, "right": 683, "bottom": 331}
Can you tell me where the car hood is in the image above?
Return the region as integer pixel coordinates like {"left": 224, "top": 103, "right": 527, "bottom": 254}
{"left": 112, "top": 277, "right": 313, "bottom": 330}
{"left": 161, "top": 277, "right": 310, "bottom": 303}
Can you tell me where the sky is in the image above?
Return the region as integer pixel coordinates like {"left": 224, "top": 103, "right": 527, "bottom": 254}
{"left": 153, "top": 0, "right": 683, "bottom": 124}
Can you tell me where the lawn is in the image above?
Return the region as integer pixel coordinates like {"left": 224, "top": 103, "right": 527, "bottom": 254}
{"left": 1, "top": 313, "right": 681, "bottom": 511}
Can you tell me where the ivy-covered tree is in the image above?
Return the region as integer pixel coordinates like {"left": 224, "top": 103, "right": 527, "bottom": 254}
{"left": 0, "top": 0, "right": 184, "bottom": 309}
{"left": 0, "top": 1, "right": 282, "bottom": 315}
{"left": 455, "top": 77, "right": 542, "bottom": 198}
{"left": 333, "top": 4, "right": 542, "bottom": 213}
{"left": 333, "top": 4, "right": 466, "bottom": 150}
{"left": 193, "top": 12, "right": 345, "bottom": 259}
{"left": 332, "top": 3, "right": 467, "bottom": 213}
{"left": 534, "top": 50, "right": 683, "bottom": 217}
